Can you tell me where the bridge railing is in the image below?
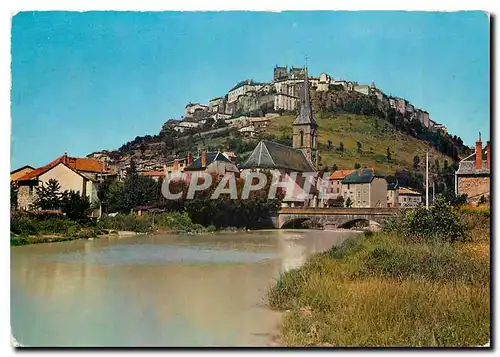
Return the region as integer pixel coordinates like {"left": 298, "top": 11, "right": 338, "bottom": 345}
{"left": 278, "top": 207, "right": 401, "bottom": 215}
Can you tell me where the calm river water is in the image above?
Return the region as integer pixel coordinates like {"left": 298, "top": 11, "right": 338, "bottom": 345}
{"left": 11, "top": 229, "right": 355, "bottom": 347}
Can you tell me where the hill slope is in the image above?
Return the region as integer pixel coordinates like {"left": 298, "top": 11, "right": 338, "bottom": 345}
{"left": 265, "top": 114, "right": 452, "bottom": 175}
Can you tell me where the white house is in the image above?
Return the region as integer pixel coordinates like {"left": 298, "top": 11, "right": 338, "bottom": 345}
{"left": 174, "top": 121, "right": 200, "bottom": 133}
{"left": 227, "top": 80, "right": 264, "bottom": 103}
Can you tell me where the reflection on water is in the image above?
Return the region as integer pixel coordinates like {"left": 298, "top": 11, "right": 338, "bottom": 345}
{"left": 11, "top": 230, "right": 354, "bottom": 347}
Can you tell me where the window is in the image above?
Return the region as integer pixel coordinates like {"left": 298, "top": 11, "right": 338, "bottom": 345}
{"left": 300, "top": 130, "right": 304, "bottom": 147}
{"left": 28, "top": 186, "right": 33, "bottom": 196}
{"left": 337, "top": 187, "right": 340, "bottom": 193}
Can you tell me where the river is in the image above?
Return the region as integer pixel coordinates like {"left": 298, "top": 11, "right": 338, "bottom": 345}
{"left": 11, "top": 229, "right": 356, "bottom": 347}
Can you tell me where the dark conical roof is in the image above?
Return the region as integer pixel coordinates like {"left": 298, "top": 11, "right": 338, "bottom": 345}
{"left": 293, "top": 67, "right": 317, "bottom": 127}
{"left": 240, "top": 140, "right": 315, "bottom": 172}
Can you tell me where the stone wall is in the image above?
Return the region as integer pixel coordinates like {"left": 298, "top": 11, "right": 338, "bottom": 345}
{"left": 17, "top": 185, "right": 37, "bottom": 210}
{"left": 457, "top": 176, "right": 490, "bottom": 203}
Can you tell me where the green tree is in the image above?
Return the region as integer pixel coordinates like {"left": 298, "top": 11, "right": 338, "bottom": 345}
{"left": 60, "top": 190, "right": 91, "bottom": 220}
{"left": 354, "top": 162, "right": 361, "bottom": 169}
{"left": 386, "top": 147, "right": 392, "bottom": 162}
{"left": 127, "top": 158, "right": 138, "bottom": 179}
{"left": 339, "top": 142, "right": 344, "bottom": 152}
{"left": 327, "top": 140, "right": 332, "bottom": 150}
{"left": 413, "top": 155, "right": 420, "bottom": 170}
{"left": 103, "top": 180, "right": 125, "bottom": 213}
{"left": 34, "top": 179, "right": 62, "bottom": 210}
{"left": 116, "top": 175, "right": 160, "bottom": 212}
{"left": 345, "top": 197, "right": 353, "bottom": 208}
{"left": 356, "top": 141, "right": 362, "bottom": 154}
{"left": 331, "top": 164, "right": 338, "bottom": 172}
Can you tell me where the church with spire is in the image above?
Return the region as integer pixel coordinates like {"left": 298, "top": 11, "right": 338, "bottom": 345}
{"left": 292, "top": 67, "right": 319, "bottom": 168}
{"left": 240, "top": 64, "right": 320, "bottom": 207}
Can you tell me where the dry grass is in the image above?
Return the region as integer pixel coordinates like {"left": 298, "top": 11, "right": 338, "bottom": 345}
{"left": 279, "top": 278, "right": 489, "bottom": 347}
{"left": 266, "top": 114, "right": 450, "bottom": 174}
{"left": 268, "top": 214, "right": 491, "bottom": 347}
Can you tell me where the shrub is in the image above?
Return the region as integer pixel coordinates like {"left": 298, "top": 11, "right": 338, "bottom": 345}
{"left": 383, "top": 198, "right": 470, "bottom": 243}
{"left": 97, "top": 214, "right": 152, "bottom": 233}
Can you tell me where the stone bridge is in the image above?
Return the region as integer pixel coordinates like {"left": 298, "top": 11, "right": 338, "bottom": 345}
{"left": 274, "top": 207, "right": 400, "bottom": 229}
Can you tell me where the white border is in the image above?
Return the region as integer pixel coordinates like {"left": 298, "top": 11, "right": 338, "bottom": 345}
{"left": 2, "top": 1, "right": 497, "bottom": 356}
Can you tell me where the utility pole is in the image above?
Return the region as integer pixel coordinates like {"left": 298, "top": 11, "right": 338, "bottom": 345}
{"left": 426, "top": 151, "right": 429, "bottom": 209}
{"left": 432, "top": 180, "right": 435, "bottom": 202}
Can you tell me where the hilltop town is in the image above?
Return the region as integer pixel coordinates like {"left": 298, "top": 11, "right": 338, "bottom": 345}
{"left": 82, "top": 64, "right": 454, "bottom": 177}
{"left": 11, "top": 64, "right": 489, "bottom": 213}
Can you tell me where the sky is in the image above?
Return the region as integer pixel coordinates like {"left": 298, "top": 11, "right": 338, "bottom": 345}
{"left": 11, "top": 11, "right": 490, "bottom": 169}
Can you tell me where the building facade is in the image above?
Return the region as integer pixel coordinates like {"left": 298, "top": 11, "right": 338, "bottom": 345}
{"left": 13, "top": 154, "right": 110, "bottom": 211}
{"left": 341, "top": 168, "right": 387, "bottom": 208}
{"left": 398, "top": 187, "right": 422, "bottom": 208}
{"left": 456, "top": 134, "right": 490, "bottom": 204}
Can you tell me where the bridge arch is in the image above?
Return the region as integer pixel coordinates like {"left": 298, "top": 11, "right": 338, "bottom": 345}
{"left": 280, "top": 217, "right": 314, "bottom": 229}
{"left": 337, "top": 218, "right": 380, "bottom": 229}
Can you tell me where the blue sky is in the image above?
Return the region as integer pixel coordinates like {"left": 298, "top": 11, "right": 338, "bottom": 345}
{"left": 11, "top": 11, "right": 490, "bottom": 169}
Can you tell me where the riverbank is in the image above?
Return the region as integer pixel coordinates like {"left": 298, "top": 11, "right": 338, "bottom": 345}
{"left": 267, "top": 207, "right": 490, "bottom": 347}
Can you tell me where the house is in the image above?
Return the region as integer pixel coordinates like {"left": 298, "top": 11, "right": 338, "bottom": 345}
{"left": 327, "top": 169, "right": 356, "bottom": 201}
{"left": 184, "top": 151, "right": 239, "bottom": 179}
{"left": 139, "top": 171, "right": 165, "bottom": 182}
{"left": 210, "top": 113, "right": 231, "bottom": 121}
{"left": 341, "top": 168, "right": 387, "bottom": 208}
{"left": 250, "top": 117, "right": 270, "bottom": 131}
{"left": 227, "top": 79, "right": 264, "bottom": 103}
{"left": 455, "top": 134, "right": 490, "bottom": 204}
{"left": 353, "top": 85, "right": 371, "bottom": 96}
{"left": 387, "top": 182, "right": 399, "bottom": 208}
{"left": 239, "top": 140, "right": 317, "bottom": 207}
{"left": 185, "top": 103, "right": 208, "bottom": 118}
{"left": 226, "top": 116, "right": 250, "bottom": 128}
{"left": 398, "top": 187, "right": 422, "bottom": 208}
{"left": 13, "top": 154, "right": 111, "bottom": 211}
{"left": 274, "top": 93, "right": 299, "bottom": 112}
{"left": 316, "top": 72, "right": 331, "bottom": 92}
{"left": 208, "top": 97, "right": 225, "bottom": 113}
{"left": 11, "top": 165, "right": 34, "bottom": 182}
{"left": 173, "top": 120, "right": 200, "bottom": 133}
{"left": 239, "top": 125, "right": 257, "bottom": 137}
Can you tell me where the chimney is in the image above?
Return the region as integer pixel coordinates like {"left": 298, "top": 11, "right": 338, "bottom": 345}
{"left": 487, "top": 141, "right": 490, "bottom": 169}
{"left": 63, "top": 152, "right": 68, "bottom": 165}
{"left": 201, "top": 151, "right": 207, "bottom": 167}
{"left": 173, "top": 159, "right": 179, "bottom": 171}
{"left": 187, "top": 152, "right": 193, "bottom": 166}
{"left": 476, "top": 133, "right": 483, "bottom": 169}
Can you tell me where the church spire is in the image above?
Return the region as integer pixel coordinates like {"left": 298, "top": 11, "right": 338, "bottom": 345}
{"left": 293, "top": 63, "right": 317, "bottom": 127}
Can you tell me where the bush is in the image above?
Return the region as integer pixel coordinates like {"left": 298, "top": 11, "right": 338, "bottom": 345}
{"left": 10, "top": 211, "right": 83, "bottom": 236}
{"left": 383, "top": 198, "right": 470, "bottom": 243}
{"left": 97, "top": 214, "right": 152, "bottom": 233}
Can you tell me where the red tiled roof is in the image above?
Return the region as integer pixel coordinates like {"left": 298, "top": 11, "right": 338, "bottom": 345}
{"left": 328, "top": 169, "right": 356, "bottom": 180}
{"left": 140, "top": 171, "right": 165, "bottom": 177}
{"left": 15, "top": 154, "right": 108, "bottom": 181}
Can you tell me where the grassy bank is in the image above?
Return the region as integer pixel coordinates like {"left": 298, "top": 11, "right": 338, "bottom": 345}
{"left": 10, "top": 211, "right": 105, "bottom": 246}
{"left": 96, "top": 212, "right": 215, "bottom": 234}
{"left": 267, "top": 204, "right": 490, "bottom": 347}
{"left": 11, "top": 211, "right": 215, "bottom": 246}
